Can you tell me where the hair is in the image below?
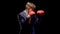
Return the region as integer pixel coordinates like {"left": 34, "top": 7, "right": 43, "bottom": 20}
{"left": 25, "top": 2, "right": 36, "bottom": 9}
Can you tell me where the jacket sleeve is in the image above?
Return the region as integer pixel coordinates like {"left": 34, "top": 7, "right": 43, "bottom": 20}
{"left": 18, "top": 15, "right": 25, "bottom": 24}
{"left": 34, "top": 15, "right": 39, "bottom": 24}
{"left": 17, "top": 14, "right": 25, "bottom": 32}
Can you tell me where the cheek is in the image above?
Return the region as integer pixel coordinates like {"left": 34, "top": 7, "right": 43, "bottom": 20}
{"left": 28, "top": 8, "right": 33, "bottom": 11}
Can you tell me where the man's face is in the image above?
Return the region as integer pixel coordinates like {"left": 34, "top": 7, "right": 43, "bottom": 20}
{"left": 28, "top": 8, "right": 34, "bottom": 12}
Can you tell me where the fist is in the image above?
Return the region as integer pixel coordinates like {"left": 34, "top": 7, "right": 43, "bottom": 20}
{"left": 29, "top": 11, "right": 35, "bottom": 16}
{"left": 37, "top": 10, "right": 44, "bottom": 16}
{"left": 28, "top": 8, "right": 35, "bottom": 16}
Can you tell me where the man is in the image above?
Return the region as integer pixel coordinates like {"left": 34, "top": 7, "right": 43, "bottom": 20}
{"left": 17, "top": 2, "right": 38, "bottom": 34}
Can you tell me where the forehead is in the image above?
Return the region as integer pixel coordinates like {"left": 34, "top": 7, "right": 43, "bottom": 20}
{"left": 28, "top": 8, "right": 34, "bottom": 10}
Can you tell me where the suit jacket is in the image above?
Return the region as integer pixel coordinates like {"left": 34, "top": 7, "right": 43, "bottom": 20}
{"left": 17, "top": 10, "right": 38, "bottom": 34}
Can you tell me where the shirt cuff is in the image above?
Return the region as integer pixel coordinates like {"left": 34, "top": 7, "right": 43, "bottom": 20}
{"left": 27, "top": 15, "right": 31, "bottom": 18}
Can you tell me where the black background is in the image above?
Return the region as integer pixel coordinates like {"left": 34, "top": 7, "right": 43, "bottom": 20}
{"left": 1, "top": 0, "right": 59, "bottom": 34}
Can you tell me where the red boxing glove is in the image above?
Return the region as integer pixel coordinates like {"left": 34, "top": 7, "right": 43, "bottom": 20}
{"left": 28, "top": 8, "right": 35, "bottom": 16}
{"left": 37, "top": 10, "right": 44, "bottom": 16}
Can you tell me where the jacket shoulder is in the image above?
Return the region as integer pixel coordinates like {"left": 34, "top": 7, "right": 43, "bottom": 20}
{"left": 19, "top": 11, "right": 25, "bottom": 16}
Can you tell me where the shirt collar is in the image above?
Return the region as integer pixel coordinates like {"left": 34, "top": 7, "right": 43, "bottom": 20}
{"left": 24, "top": 10, "right": 28, "bottom": 15}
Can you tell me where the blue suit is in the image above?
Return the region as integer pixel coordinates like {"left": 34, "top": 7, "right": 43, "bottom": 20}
{"left": 17, "top": 10, "right": 38, "bottom": 34}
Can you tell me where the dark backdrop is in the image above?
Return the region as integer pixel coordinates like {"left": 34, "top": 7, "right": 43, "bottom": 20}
{"left": 2, "top": 0, "right": 59, "bottom": 34}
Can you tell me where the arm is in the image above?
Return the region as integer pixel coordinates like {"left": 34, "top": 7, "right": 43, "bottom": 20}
{"left": 17, "top": 14, "right": 25, "bottom": 32}
{"left": 17, "top": 14, "right": 31, "bottom": 31}
{"left": 34, "top": 15, "right": 39, "bottom": 24}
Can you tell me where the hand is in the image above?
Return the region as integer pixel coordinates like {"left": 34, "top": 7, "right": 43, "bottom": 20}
{"left": 28, "top": 8, "right": 35, "bottom": 16}
{"left": 37, "top": 10, "right": 45, "bottom": 16}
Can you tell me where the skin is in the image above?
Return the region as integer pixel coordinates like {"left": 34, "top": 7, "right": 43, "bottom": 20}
{"left": 26, "top": 8, "right": 34, "bottom": 14}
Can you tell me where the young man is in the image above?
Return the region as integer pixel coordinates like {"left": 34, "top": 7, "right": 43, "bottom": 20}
{"left": 17, "top": 2, "right": 38, "bottom": 34}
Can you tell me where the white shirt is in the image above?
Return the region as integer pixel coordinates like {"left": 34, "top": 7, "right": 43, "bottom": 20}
{"left": 24, "top": 10, "right": 31, "bottom": 18}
